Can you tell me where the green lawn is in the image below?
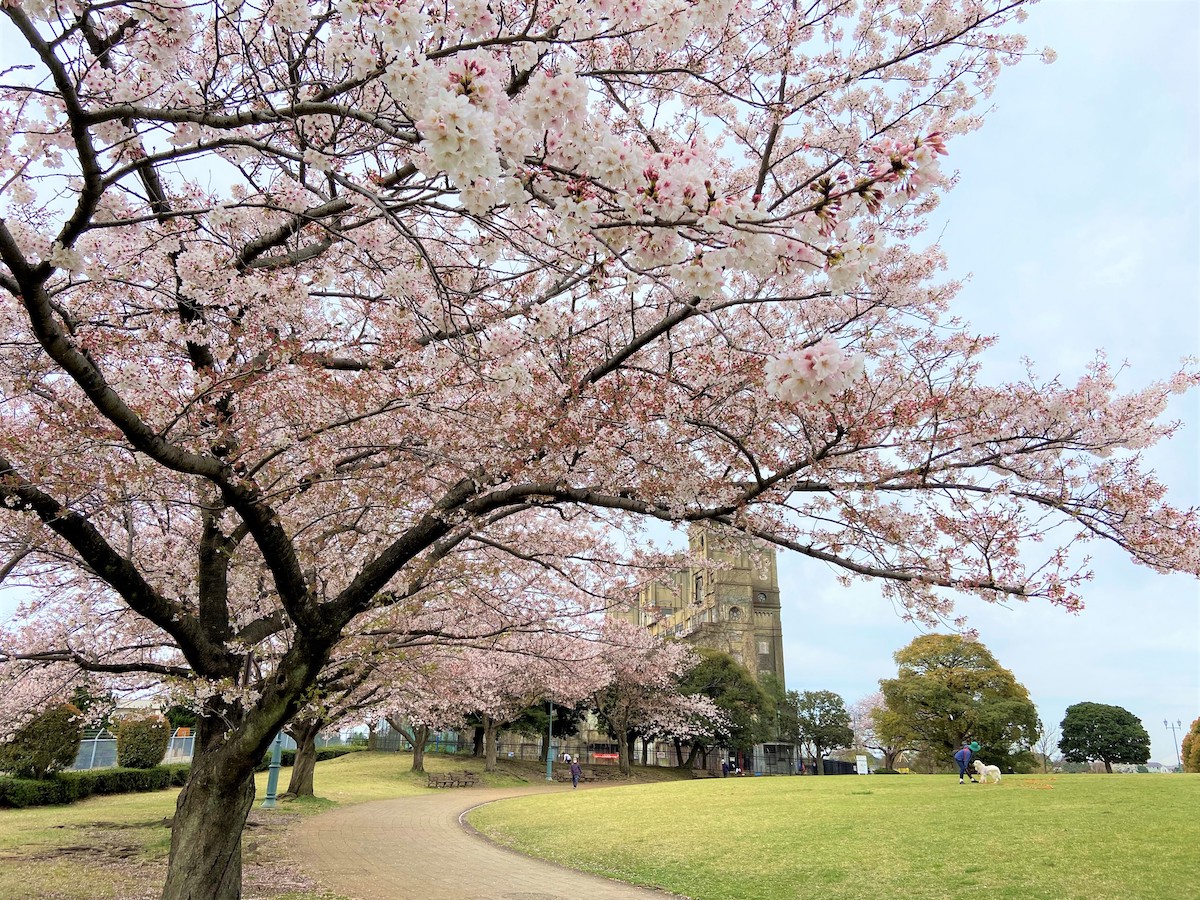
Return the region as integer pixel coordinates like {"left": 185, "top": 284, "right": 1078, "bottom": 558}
{"left": 8, "top": 755, "right": 1194, "bottom": 900}
{"left": 469, "top": 773, "right": 1200, "bottom": 900}
{"left": 0, "top": 750, "right": 682, "bottom": 898}
{"left": 0, "top": 751, "right": 484, "bottom": 900}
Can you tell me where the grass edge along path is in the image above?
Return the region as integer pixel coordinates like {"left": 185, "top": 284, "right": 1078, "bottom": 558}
{"left": 468, "top": 773, "right": 1200, "bottom": 900}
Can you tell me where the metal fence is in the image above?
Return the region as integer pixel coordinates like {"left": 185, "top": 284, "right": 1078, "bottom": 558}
{"left": 72, "top": 729, "right": 118, "bottom": 770}
{"left": 70, "top": 727, "right": 353, "bottom": 770}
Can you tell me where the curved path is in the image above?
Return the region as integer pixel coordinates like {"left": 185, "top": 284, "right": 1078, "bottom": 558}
{"left": 289, "top": 782, "right": 682, "bottom": 900}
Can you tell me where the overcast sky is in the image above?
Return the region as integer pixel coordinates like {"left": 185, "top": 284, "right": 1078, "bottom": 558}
{"left": 2, "top": 1, "right": 1196, "bottom": 765}
{"left": 779, "top": 0, "right": 1200, "bottom": 768}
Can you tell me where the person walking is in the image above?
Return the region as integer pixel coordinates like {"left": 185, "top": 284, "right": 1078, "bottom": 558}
{"left": 569, "top": 758, "right": 583, "bottom": 789}
{"left": 954, "top": 741, "right": 980, "bottom": 783}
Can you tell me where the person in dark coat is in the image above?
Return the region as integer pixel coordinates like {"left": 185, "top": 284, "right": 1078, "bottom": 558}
{"left": 954, "top": 742, "right": 979, "bottom": 784}
{"left": 570, "top": 759, "right": 583, "bottom": 789}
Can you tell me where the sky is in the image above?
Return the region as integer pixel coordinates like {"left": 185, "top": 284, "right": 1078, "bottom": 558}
{"left": 2, "top": 1, "right": 1197, "bottom": 765}
{"left": 777, "top": 0, "right": 1200, "bottom": 768}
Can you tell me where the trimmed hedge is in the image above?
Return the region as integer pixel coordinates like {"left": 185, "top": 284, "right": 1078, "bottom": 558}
{"left": 117, "top": 714, "right": 171, "bottom": 769}
{"left": 255, "top": 744, "right": 362, "bottom": 771}
{"left": 0, "top": 703, "right": 84, "bottom": 779}
{"left": 0, "top": 764, "right": 189, "bottom": 808}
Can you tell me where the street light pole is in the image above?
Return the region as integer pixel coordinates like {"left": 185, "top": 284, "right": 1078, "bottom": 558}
{"left": 545, "top": 699, "right": 554, "bottom": 782}
{"left": 260, "top": 731, "right": 284, "bottom": 808}
{"left": 1164, "top": 719, "right": 1183, "bottom": 772}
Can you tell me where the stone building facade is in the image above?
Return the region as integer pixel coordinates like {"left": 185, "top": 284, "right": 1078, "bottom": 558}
{"left": 612, "top": 526, "right": 786, "bottom": 685}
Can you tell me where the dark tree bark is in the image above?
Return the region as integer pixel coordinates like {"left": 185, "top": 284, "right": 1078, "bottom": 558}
{"left": 285, "top": 717, "right": 322, "bottom": 797}
{"left": 385, "top": 717, "right": 430, "bottom": 772}
{"left": 161, "top": 709, "right": 267, "bottom": 900}
{"left": 410, "top": 723, "right": 429, "bottom": 772}
{"left": 483, "top": 716, "right": 499, "bottom": 772}
{"left": 672, "top": 737, "right": 701, "bottom": 770}
{"left": 472, "top": 724, "right": 484, "bottom": 758}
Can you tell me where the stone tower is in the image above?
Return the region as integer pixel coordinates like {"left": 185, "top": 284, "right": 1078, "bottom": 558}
{"left": 616, "top": 526, "right": 786, "bottom": 685}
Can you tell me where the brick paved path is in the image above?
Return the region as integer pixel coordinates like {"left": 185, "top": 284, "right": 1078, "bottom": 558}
{"left": 289, "top": 783, "right": 683, "bottom": 900}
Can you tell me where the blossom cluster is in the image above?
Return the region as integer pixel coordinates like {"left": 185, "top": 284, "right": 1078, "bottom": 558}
{"left": 764, "top": 337, "right": 865, "bottom": 404}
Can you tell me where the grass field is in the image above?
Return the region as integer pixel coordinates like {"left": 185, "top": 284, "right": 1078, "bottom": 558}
{"left": 469, "top": 772, "right": 1200, "bottom": 900}
{"left": 0, "top": 750, "right": 545, "bottom": 900}
{"left": 5, "top": 755, "right": 1196, "bottom": 900}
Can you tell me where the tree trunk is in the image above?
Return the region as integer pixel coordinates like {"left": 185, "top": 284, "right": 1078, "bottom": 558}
{"left": 615, "top": 728, "right": 630, "bottom": 776}
{"left": 410, "top": 723, "right": 429, "bottom": 773}
{"left": 472, "top": 724, "right": 484, "bottom": 758}
{"left": 162, "top": 734, "right": 258, "bottom": 900}
{"left": 285, "top": 717, "right": 321, "bottom": 797}
{"left": 483, "top": 716, "right": 498, "bottom": 773}
{"left": 385, "top": 718, "right": 430, "bottom": 773}
{"left": 624, "top": 729, "right": 636, "bottom": 773}
{"left": 1103, "top": 758, "right": 1113, "bottom": 774}
{"left": 640, "top": 736, "right": 649, "bottom": 766}
{"left": 675, "top": 740, "right": 701, "bottom": 771}
{"left": 815, "top": 746, "right": 826, "bottom": 775}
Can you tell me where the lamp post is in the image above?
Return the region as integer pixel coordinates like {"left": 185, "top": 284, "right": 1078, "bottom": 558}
{"left": 545, "top": 699, "right": 554, "bottom": 782}
{"left": 260, "top": 731, "right": 284, "bottom": 808}
{"left": 1164, "top": 719, "right": 1183, "bottom": 772}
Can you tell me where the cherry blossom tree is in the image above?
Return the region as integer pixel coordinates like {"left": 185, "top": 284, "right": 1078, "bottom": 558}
{"left": 589, "top": 620, "right": 725, "bottom": 774}
{"left": 2, "top": 0, "right": 1199, "bottom": 897}
{"left": 852, "top": 690, "right": 912, "bottom": 771}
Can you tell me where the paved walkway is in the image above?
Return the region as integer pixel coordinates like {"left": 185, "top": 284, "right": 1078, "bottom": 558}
{"left": 289, "top": 782, "right": 682, "bottom": 900}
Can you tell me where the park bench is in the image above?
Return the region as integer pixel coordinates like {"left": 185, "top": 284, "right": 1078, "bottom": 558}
{"left": 555, "top": 767, "right": 599, "bottom": 783}
{"left": 426, "top": 771, "right": 479, "bottom": 788}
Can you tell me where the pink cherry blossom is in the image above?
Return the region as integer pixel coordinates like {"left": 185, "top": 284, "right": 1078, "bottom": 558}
{"left": 0, "top": 2, "right": 1195, "bottom": 897}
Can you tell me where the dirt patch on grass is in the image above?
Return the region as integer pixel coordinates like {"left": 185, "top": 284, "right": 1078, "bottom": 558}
{"left": 0, "top": 810, "right": 328, "bottom": 900}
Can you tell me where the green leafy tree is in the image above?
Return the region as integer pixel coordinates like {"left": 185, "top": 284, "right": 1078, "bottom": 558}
{"left": 674, "top": 649, "right": 768, "bottom": 768}
{"left": 757, "top": 673, "right": 790, "bottom": 743}
{"left": 164, "top": 705, "right": 198, "bottom": 731}
{"left": 1058, "top": 703, "right": 1150, "bottom": 774}
{"left": 510, "top": 701, "right": 587, "bottom": 764}
{"left": 876, "top": 634, "right": 1038, "bottom": 769}
{"left": 1182, "top": 718, "right": 1200, "bottom": 774}
{"left": 785, "top": 690, "right": 854, "bottom": 775}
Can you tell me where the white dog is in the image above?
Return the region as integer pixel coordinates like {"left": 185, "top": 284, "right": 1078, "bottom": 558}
{"left": 972, "top": 759, "right": 1002, "bottom": 783}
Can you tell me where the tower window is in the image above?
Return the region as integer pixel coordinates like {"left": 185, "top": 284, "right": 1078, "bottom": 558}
{"left": 758, "top": 641, "right": 769, "bottom": 655}
{"left": 729, "top": 606, "right": 741, "bottom": 621}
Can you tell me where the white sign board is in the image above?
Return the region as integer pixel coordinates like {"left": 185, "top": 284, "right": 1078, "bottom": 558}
{"left": 856, "top": 754, "right": 869, "bottom": 775}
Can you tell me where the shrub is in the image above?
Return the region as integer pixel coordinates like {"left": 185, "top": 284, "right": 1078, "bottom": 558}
{"left": 874, "top": 768, "right": 902, "bottom": 775}
{"left": 117, "top": 714, "right": 171, "bottom": 769}
{"left": 255, "top": 743, "right": 362, "bottom": 771}
{"left": 164, "top": 763, "right": 192, "bottom": 786}
{"left": 0, "top": 764, "right": 187, "bottom": 808}
{"left": 0, "top": 703, "right": 84, "bottom": 779}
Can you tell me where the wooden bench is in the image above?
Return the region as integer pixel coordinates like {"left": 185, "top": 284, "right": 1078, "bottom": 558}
{"left": 555, "top": 768, "right": 599, "bottom": 784}
{"left": 426, "top": 771, "right": 479, "bottom": 788}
